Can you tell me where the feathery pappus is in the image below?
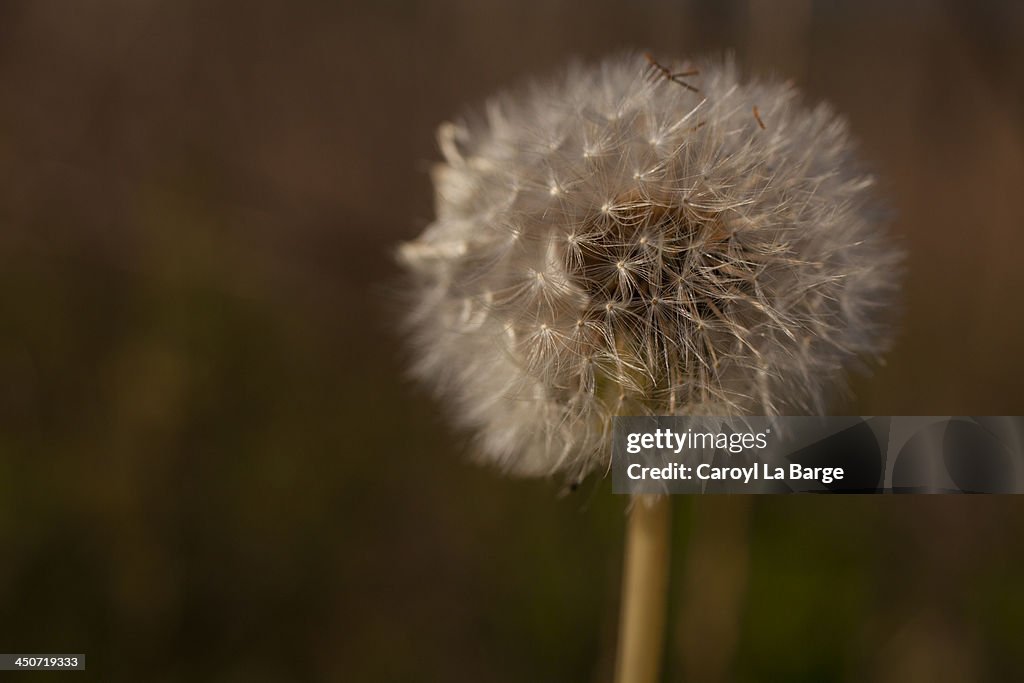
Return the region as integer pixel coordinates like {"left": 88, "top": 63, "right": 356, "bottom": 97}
{"left": 399, "top": 52, "right": 902, "bottom": 480}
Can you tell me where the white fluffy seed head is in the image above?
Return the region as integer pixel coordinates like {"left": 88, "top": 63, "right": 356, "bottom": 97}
{"left": 399, "top": 52, "right": 902, "bottom": 480}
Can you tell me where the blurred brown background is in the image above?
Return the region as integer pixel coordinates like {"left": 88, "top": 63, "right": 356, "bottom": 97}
{"left": 1, "top": 1, "right": 1023, "bottom": 681}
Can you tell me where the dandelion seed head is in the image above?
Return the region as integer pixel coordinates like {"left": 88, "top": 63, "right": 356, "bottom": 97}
{"left": 398, "top": 52, "right": 902, "bottom": 479}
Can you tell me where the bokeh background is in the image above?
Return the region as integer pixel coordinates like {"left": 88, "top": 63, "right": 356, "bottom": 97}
{"left": 1, "top": 1, "right": 1023, "bottom": 681}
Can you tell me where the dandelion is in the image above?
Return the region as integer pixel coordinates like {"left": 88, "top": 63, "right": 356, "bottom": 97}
{"left": 399, "top": 52, "right": 901, "bottom": 481}
{"left": 399, "top": 52, "right": 902, "bottom": 683}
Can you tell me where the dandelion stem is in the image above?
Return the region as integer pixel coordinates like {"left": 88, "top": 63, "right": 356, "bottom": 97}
{"left": 614, "top": 494, "right": 672, "bottom": 683}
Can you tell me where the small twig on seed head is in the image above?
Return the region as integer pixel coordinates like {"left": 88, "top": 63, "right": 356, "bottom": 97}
{"left": 644, "top": 52, "right": 700, "bottom": 93}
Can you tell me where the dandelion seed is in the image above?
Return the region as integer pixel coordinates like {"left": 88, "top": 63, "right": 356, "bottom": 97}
{"left": 398, "top": 52, "right": 902, "bottom": 480}
{"left": 753, "top": 105, "right": 766, "bottom": 129}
